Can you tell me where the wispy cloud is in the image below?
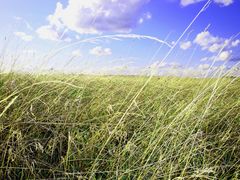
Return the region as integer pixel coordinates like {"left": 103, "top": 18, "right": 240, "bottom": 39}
{"left": 14, "top": 31, "right": 33, "bottom": 42}
{"left": 48, "top": 33, "right": 172, "bottom": 59}
{"left": 181, "top": 0, "right": 204, "bottom": 7}
{"left": 181, "top": 0, "right": 234, "bottom": 7}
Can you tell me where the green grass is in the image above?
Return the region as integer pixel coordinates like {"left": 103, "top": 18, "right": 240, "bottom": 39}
{"left": 0, "top": 73, "right": 239, "bottom": 179}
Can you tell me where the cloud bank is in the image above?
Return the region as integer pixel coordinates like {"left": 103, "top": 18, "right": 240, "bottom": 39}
{"left": 37, "top": 0, "right": 151, "bottom": 40}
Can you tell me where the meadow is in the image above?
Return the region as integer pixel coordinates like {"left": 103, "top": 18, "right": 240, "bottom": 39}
{"left": 0, "top": 73, "right": 239, "bottom": 179}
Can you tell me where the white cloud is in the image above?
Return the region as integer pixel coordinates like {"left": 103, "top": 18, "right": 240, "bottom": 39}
{"left": 71, "top": 49, "right": 82, "bottom": 57}
{"left": 201, "top": 50, "right": 232, "bottom": 62}
{"left": 169, "top": 62, "right": 181, "bottom": 68}
{"left": 181, "top": 0, "right": 203, "bottom": 6}
{"left": 89, "top": 46, "right": 112, "bottom": 57}
{"left": 181, "top": 0, "right": 234, "bottom": 6}
{"left": 232, "top": 39, "right": 240, "bottom": 47}
{"left": 138, "top": 18, "right": 144, "bottom": 24}
{"left": 198, "top": 63, "right": 210, "bottom": 70}
{"left": 194, "top": 31, "right": 221, "bottom": 51}
{"left": 214, "top": 0, "right": 234, "bottom": 6}
{"left": 144, "top": 12, "right": 152, "bottom": 20}
{"left": 148, "top": 61, "right": 182, "bottom": 75}
{"left": 36, "top": 25, "right": 61, "bottom": 41}
{"left": 47, "top": 2, "right": 64, "bottom": 30}
{"left": 194, "top": 31, "right": 238, "bottom": 62}
{"left": 36, "top": 3, "right": 70, "bottom": 42}
{"left": 146, "top": 63, "right": 226, "bottom": 77}
{"left": 180, "top": 41, "right": 192, "bottom": 50}
{"left": 208, "top": 43, "right": 224, "bottom": 53}
{"left": 14, "top": 32, "right": 33, "bottom": 42}
{"left": 149, "top": 61, "right": 167, "bottom": 70}
{"left": 200, "top": 57, "right": 209, "bottom": 62}
{"left": 38, "top": 0, "right": 150, "bottom": 35}
{"left": 194, "top": 31, "right": 236, "bottom": 54}
{"left": 217, "top": 50, "right": 232, "bottom": 61}
{"left": 105, "top": 34, "right": 172, "bottom": 47}
{"left": 138, "top": 12, "right": 152, "bottom": 24}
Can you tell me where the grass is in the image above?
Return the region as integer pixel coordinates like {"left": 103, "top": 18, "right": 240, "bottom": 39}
{"left": 0, "top": 73, "right": 239, "bottom": 179}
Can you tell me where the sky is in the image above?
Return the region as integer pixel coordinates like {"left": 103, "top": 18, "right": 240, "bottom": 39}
{"left": 0, "top": 0, "right": 240, "bottom": 76}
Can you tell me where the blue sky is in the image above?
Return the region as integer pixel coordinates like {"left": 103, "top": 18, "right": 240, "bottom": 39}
{"left": 0, "top": 0, "right": 240, "bottom": 76}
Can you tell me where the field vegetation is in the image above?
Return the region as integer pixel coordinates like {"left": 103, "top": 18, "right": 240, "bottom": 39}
{"left": 0, "top": 73, "right": 240, "bottom": 179}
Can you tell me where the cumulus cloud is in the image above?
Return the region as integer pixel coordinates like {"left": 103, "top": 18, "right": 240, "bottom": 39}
{"left": 89, "top": 46, "right": 112, "bottom": 57}
{"left": 194, "top": 31, "right": 222, "bottom": 52}
{"left": 217, "top": 50, "right": 232, "bottom": 61}
{"left": 14, "top": 32, "right": 33, "bottom": 42}
{"left": 208, "top": 43, "right": 225, "bottom": 53}
{"left": 193, "top": 31, "right": 237, "bottom": 62}
{"left": 214, "top": 0, "right": 234, "bottom": 6}
{"left": 201, "top": 50, "right": 232, "bottom": 62}
{"left": 232, "top": 39, "right": 240, "bottom": 47}
{"left": 181, "top": 0, "right": 234, "bottom": 6}
{"left": 180, "top": 41, "right": 192, "bottom": 50}
{"left": 47, "top": 2, "right": 65, "bottom": 30}
{"left": 194, "top": 31, "right": 238, "bottom": 53}
{"left": 37, "top": 0, "right": 151, "bottom": 38}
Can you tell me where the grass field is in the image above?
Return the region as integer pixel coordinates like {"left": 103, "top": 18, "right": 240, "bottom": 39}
{"left": 0, "top": 73, "right": 239, "bottom": 179}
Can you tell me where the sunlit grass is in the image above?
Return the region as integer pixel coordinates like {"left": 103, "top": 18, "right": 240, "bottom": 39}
{"left": 0, "top": 73, "right": 239, "bottom": 179}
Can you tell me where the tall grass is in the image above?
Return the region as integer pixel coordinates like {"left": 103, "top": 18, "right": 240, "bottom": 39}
{"left": 0, "top": 73, "right": 239, "bottom": 179}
